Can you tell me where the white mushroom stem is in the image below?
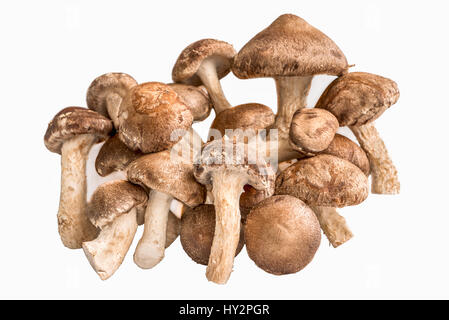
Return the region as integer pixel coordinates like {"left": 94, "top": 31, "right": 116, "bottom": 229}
{"left": 83, "top": 208, "right": 138, "bottom": 280}
{"left": 208, "top": 171, "right": 245, "bottom": 284}
{"left": 196, "top": 57, "right": 232, "bottom": 114}
{"left": 350, "top": 122, "right": 400, "bottom": 194}
{"left": 59, "top": 134, "right": 99, "bottom": 249}
{"left": 310, "top": 206, "right": 353, "bottom": 248}
{"left": 106, "top": 92, "right": 123, "bottom": 128}
{"left": 134, "top": 190, "right": 173, "bottom": 269}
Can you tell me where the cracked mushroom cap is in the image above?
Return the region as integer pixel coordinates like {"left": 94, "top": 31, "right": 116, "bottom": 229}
{"left": 168, "top": 83, "right": 212, "bottom": 121}
{"left": 289, "top": 108, "right": 339, "bottom": 155}
{"left": 118, "top": 82, "right": 193, "bottom": 153}
{"left": 87, "top": 180, "right": 148, "bottom": 229}
{"left": 315, "top": 72, "right": 400, "bottom": 126}
{"left": 180, "top": 204, "right": 244, "bottom": 265}
{"left": 127, "top": 150, "right": 206, "bottom": 207}
{"left": 172, "top": 39, "right": 236, "bottom": 86}
{"left": 275, "top": 154, "right": 369, "bottom": 207}
{"left": 95, "top": 134, "right": 142, "bottom": 177}
{"left": 245, "top": 195, "right": 321, "bottom": 275}
{"left": 232, "top": 14, "right": 348, "bottom": 79}
{"left": 44, "top": 107, "right": 113, "bottom": 154}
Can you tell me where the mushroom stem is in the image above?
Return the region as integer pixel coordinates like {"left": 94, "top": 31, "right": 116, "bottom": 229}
{"left": 196, "top": 58, "right": 232, "bottom": 114}
{"left": 208, "top": 171, "right": 245, "bottom": 284}
{"left": 350, "top": 122, "right": 400, "bottom": 194}
{"left": 106, "top": 92, "right": 123, "bottom": 128}
{"left": 134, "top": 190, "right": 173, "bottom": 269}
{"left": 83, "top": 208, "right": 138, "bottom": 280}
{"left": 59, "top": 134, "right": 99, "bottom": 249}
{"left": 310, "top": 206, "right": 353, "bottom": 248}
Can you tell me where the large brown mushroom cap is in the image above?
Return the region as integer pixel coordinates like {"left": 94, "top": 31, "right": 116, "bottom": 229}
{"left": 232, "top": 14, "right": 348, "bottom": 79}
{"left": 315, "top": 72, "right": 400, "bottom": 126}
{"left": 44, "top": 107, "right": 113, "bottom": 154}
{"left": 168, "top": 83, "right": 212, "bottom": 121}
{"left": 245, "top": 195, "right": 321, "bottom": 275}
{"left": 118, "top": 82, "right": 193, "bottom": 153}
{"left": 275, "top": 154, "right": 369, "bottom": 207}
{"left": 172, "top": 39, "right": 236, "bottom": 86}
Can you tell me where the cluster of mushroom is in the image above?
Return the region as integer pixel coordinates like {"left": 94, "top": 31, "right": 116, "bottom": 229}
{"left": 44, "top": 14, "right": 400, "bottom": 284}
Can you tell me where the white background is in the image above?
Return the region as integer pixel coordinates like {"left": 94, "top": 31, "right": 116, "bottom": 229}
{"left": 1, "top": 0, "right": 448, "bottom": 299}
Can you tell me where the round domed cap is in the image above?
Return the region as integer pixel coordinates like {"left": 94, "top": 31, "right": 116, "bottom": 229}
{"left": 168, "top": 83, "right": 212, "bottom": 121}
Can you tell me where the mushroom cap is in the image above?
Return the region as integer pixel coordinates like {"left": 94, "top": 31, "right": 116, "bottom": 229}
{"left": 44, "top": 107, "right": 113, "bottom": 154}
{"left": 210, "top": 103, "right": 275, "bottom": 137}
{"left": 168, "top": 83, "right": 212, "bottom": 121}
{"left": 289, "top": 108, "right": 339, "bottom": 154}
{"left": 315, "top": 72, "right": 400, "bottom": 126}
{"left": 275, "top": 154, "right": 369, "bottom": 207}
{"left": 240, "top": 185, "right": 270, "bottom": 223}
{"left": 180, "top": 204, "right": 244, "bottom": 265}
{"left": 245, "top": 195, "right": 321, "bottom": 275}
{"left": 87, "top": 180, "right": 148, "bottom": 229}
{"left": 320, "top": 133, "right": 370, "bottom": 176}
{"left": 172, "top": 39, "right": 236, "bottom": 86}
{"left": 165, "top": 214, "right": 181, "bottom": 248}
{"left": 95, "top": 134, "right": 142, "bottom": 177}
{"left": 232, "top": 14, "right": 348, "bottom": 79}
{"left": 86, "top": 72, "right": 137, "bottom": 118}
{"left": 127, "top": 150, "right": 206, "bottom": 207}
{"left": 118, "top": 82, "right": 193, "bottom": 153}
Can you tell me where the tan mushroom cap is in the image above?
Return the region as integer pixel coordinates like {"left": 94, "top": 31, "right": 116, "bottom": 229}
{"left": 172, "top": 39, "right": 236, "bottom": 86}
{"left": 168, "top": 83, "right": 212, "bottom": 121}
{"left": 127, "top": 150, "right": 206, "bottom": 207}
{"left": 232, "top": 14, "right": 348, "bottom": 79}
{"left": 245, "top": 195, "right": 321, "bottom": 275}
{"left": 289, "top": 108, "right": 339, "bottom": 154}
{"left": 275, "top": 154, "right": 369, "bottom": 207}
{"left": 315, "top": 72, "right": 400, "bottom": 126}
{"left": 180, "top": 204, "right": 244, "bottom": 265}
{"left": 44, "top": 107, "right": 113, "bottom": 154}
{"left": 95, "top": 134, "right": 142, "bottom": 177}
{"left": 87, "top": 180, "right": 148, "bottom": 229}
{"left": 118, "top": 82, "right": 193, "bottom": 153}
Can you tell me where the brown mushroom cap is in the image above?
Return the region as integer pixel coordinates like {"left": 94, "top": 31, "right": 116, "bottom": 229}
{"left": 127, "top": 150, "right": 206, "bottom": 207}
{"left": 289, "top": 108, "right": 339, "bottom": 154}
{"left": 118, "top": 82, "right": 193, "bottom": 153}
{"left": 87, "top": 180, "right": 148, "bottom": 229}
{"left": 165, "top": 214, "right": 181, "bottom": 248}
{"left": 95, "top": 134, "right": 142, "bottom": 176}
{"left": 44, "top": 107, "right": 113, "bottom": 154}
{"left": 232, "top": 14, "right": 348, "bottom": 79}
{"left": 168, "top": 83, "right": 212, "bottom": 121}
{"left": 315, "top": 72, "right": 400, "bottom": 126}
{"left": 245, "top": 195, "right": 321, "bottom": 275}
{"left": 172, "top": 39, "right": 236, "bottom": 86}
{"left": 275, "top": 154, "right": 369, "bottom": 207}
{"left": 239, "top": 185, "right": 270, "bottom": 223}
{"left": 180, "top": 204, "right": 244, "bottom": 265}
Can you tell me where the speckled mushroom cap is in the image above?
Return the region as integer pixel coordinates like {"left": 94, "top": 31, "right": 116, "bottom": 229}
{"left": 245, "top": 195, "right": 321, "bottom": 275}
{"left": 239, "top": 185, "right": 270, "bottom": 223}
{"left": 180, "top": 204, "right": 245, "bottom": 265}
{"left": 168, "top": 83, "right": 212, "bottom": 121}
{"left": 86, "top": 72, "right": 137, "bottom": 118}
{"left": 172, "top": 39, "right": 236, "bottom": 86}
{"left": 118, "top": 82, "right": 193, "bottom": 153}
{"left": 275, "top": 154, "right": 369, "bottom": 207}
{"left": 95, "top": 134, "right": 142, "bottom": 177}
{"left": 232, "top": 14, "right": 348, "bottom": 79}
{"left": 320, "top": 133, "right": 370, "bottom": 176}
{"left": 289, "top": 108, "right": 339, "bottom": 155}
{"left": 44, "top": 107, "right": 113, "bottom": 154}
{"left": 210, "top": 103, "right": 275, "bottom": 137}
{"left": 315, "top": 72, "right": 400, "bottom": 126}
{"left": 87, "top": 180, "right": 148, "bottom": 229}
{"left": 127, "top": 150, "right": 206, "bottom": 207}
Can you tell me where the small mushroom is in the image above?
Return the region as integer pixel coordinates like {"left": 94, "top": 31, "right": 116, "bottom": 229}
{"left": 194, "top": 138, "right": 275, "bottom": 284}
{"left": 315, "top": 72, "right": 400, "bottom": 194}
{"left": 83, "top": 180, "right": 147, "bottom": 280}
{"left": 239, "top": 185, "right": 270, "bottom": 224}
{"left": 168, "top": 83, "right": 212, "bottom": 122}
{"left": 44, "top": 107, "right": 113, "bottom": 249}
{"left": 180, "top": 204, "right": 244, "bottom": 265}
{"left": 245, "top": 195, "right": 321, "bottom": 275}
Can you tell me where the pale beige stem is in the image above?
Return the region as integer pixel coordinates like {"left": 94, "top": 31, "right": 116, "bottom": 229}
{"left": 136, "top": 206, "right": 180, "bottom": 248}
{"left": 310, "top": 206, "right": 353, "bottom": 248}
{"left": 106, "top": 92, "right": 123, "bottom": 128}
{"left": 59, "top": 134, "right": 99, "bottom": 249}
{"left": 83, "top": 208, "right": 137, "bottom": 280}
{"left": 350, "top": 122, "right": 400, "bottom": 194}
